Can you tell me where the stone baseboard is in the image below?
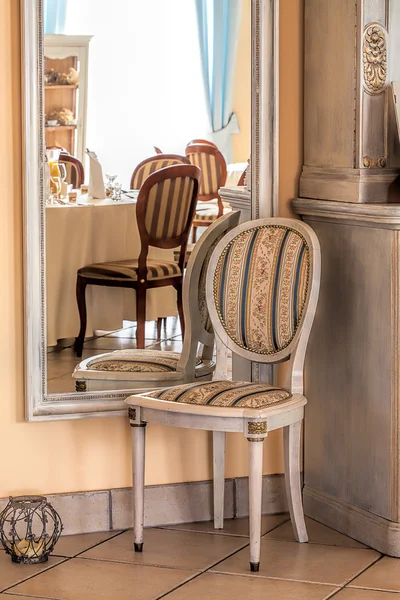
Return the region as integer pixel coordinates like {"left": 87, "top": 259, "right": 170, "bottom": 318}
{"left": 304, "top": 485, "right": 400, "bottom": 557}
{"left": 0, "top": 474, "right": 287, "bottom": 536}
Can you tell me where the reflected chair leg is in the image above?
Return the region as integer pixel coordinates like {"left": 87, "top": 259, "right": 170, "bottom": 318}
{"left": 176, "top": 282, "right": 185, "bottom": 340}
{"left": 74, "top": 276, "right": 88, "bottom": 357}
{"left": 192, "top": 226, "right": 197, "bottom": 243}
{"left": 136, "top": 287, "right": 146, "bottom": 349}
{"left": 132, "top": 423, "right": 146, "bottom": 552}
{"left": 213, "top": 431, "right": 226, "bottom": 529}
{"left": 248, "top": 438, "right": 264, "bottom": 572}
{"left": 283, "top": 421, "right": 308, "bottom": 543}
{"left": 157, "top": 317, "right": 162, "bottom": 340}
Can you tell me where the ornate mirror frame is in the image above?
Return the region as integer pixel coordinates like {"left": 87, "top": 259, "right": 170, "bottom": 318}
{"left": 22, "top": 0, "right": 279, "bottom": 420}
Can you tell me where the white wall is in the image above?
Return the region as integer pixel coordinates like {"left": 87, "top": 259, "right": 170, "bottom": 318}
{"left": 65, "top": 0, "right": 210, "bottom": 187}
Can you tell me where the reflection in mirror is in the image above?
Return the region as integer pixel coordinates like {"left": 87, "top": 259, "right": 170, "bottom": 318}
{"left": 44, "top": 0, "right": 251, "bottom": 396}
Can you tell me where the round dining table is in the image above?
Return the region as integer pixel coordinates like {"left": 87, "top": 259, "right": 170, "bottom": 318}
{"left": 46, "top": 193, "right": 178, "bottom": 347}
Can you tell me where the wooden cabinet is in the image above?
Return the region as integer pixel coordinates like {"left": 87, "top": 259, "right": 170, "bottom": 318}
{"left": 44, "top": 35, "right": 92, "bottom": 162}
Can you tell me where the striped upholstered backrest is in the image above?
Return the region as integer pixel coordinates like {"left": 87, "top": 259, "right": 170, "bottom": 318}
{"left": 137, "top": 164, "right": 200, "bottom": 244}
{"left": 130, "top": 154, "right": 189, "bottom": 190}
{"left": 185, "top": 144, "right": 227, "bottom": 199}
{"left": 212, "top": 224, "right": 310, "bottom": 355}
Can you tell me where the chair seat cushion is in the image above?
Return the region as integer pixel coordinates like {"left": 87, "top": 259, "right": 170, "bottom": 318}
{"left": 78, "top": 259, "right": 182, "bottom": 281}
{"left": 194, "top": 207, "right": 232, "bottom": 224}
{"left": 86, "top": 350, "right": 202, "bottom": 373}
{"left": 145, "top": 380, "right": 292, "bottom": 409}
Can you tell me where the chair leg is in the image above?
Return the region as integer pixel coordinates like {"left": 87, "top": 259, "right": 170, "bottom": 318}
{"left": 176, "top": 282, "right": 185, "bottom": 340}
{"left": 192, "top": 226, "right": 197, "bottom": 243}
{"left": 74, "top": 276, "right": 88, "bottom": 357}
{"left": 283, "top": 421, "right": 308, "bottom": 543}
{"left": 157, "top": 317, "right": 162, "bottom": 340}
{"left": 132, "top": 423, "right": 146, "bottom": 552}
{"left": 213, "top": 431, "right": 225, "bottom": 529}
{"left": 248, "top": 438, "right": 264, "bottom": 572}
{"left": 136, "top": 288, "right": 146, "bottom": 349}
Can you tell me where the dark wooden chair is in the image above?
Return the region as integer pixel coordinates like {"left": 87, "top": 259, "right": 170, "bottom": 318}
{"left": 186, "top": 139, "right": 218, "bottom": 149}
{"left": 185, "top": 143, "right": 228, "bottom": 242}
{"left": 59, "top": 152, "right": 84, "bottom": 188}
{"left": 130, "top": 154, "right": 190, "bottom": 189}
{"left": 74, "top": 164, "right": 201, "bottom": 355}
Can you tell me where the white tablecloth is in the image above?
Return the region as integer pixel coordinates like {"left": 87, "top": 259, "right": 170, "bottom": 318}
{"left": 46, "top": 196, "right": 177, "bottom": 346}
{"left": 226, "top": 162, "right": 248, "bottom": 187}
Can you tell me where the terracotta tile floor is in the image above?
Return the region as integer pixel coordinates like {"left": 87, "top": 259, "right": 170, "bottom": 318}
{"left": 1, "top": 516, "right": 397, "bottom": 599}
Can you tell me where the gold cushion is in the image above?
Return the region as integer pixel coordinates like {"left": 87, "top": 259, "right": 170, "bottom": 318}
{"left": 78, "top": 259, "right": 181, "bottom": 281}
{"left": 87, "top": 350, "right": 201, "bottom": 373}
{"left": 145, "top": 380, "right": 292, "bottom": 409}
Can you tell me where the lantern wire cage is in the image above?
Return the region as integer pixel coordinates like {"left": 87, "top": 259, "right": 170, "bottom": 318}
{"left": 0, "top": 495, "right": 63, "bottom": 564}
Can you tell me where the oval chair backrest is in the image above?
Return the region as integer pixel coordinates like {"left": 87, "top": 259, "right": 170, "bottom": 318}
{"left": 206, "top": 218, "right": 321, "bottom": 365}
{"left": 177, "top": 210, "right": 241, "bottom": 377}
{"left": 185, "top": 144, "right": 227, "bottom": 200}
{"left": 186, "top": 139, "right": 218, "bottom": 149}
{"left": 130, "top": 154, "right": 190, "bottom": 190}
{"left": 136, "top": 164, "right": 200, "bottom": 250}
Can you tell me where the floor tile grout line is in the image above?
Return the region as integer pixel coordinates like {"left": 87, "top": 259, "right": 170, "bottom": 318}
{"left": 2, "top": 592, "right": 61, "bottom": 600}
{"left": 74, "top": 554, "right": 203, "bottom": 572}
{"left": 53, "top": 529, "right": 127, "bottom": 559}
{"left": 0, "top": 557, "right": 71, "bottom": 594}
{"left": 339, "top": 553, "right": 384, "bottom": 588}
{"left": 208, "top": 570, "right": 353, "bottom": 587}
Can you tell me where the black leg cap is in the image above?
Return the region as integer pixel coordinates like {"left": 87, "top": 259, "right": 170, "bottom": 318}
{"left": 134, "top": 543, "right": 143, "bottom": 552}
{"left": 250, "top": 562, "right": 260, "bottom": 572}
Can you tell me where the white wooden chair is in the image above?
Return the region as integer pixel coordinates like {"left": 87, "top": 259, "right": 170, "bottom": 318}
{"left": 125, "top": 217, "right": 321, "bottom": 572}
{"left": 72, "top": 211, "right": 241, "bottom": 392}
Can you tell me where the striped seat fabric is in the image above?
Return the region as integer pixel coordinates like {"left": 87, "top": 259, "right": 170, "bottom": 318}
{"left": 87, "top": 350, "right": 202, "bottom": 373}
{"left": 145, "top": 380, "right": 292, "bottom": 409}
{"left": 131, "top": 155, "right": 188, "bottom": 190}
{"left": 78, "top": 258, "right": 181, "bottom": 281}
{"left": 213, "top": 225, "right": 310, "bottom": 355}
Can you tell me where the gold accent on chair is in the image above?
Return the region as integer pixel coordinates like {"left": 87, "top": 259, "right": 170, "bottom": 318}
{"left": 248, "top": 421, "right": 267, "bottom": 435}
{"left": 74, "top": 164, "right": 201, "bottom": 355}
{"left": 363, "top": 24, "right": 387, "bottom": 94}
{"left": 126, "top": 217, "right": 321, "bottom": 572}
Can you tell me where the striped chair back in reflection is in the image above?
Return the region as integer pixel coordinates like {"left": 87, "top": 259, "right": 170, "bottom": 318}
{"left": 185, "top": 143, "right": 227, "bottom": 200}
{"left": 130, "top": 154, "right": 190, "bottom": 190}
{"left": 136, "top": 164, "right": 201, "bottom": 245}
{"left": 212, "top": 224, "right": 310, "bottom": 356}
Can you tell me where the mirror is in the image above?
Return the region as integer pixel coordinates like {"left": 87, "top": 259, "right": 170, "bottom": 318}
{"left": 22, "top": 0, "right": 279, "bottom": 419}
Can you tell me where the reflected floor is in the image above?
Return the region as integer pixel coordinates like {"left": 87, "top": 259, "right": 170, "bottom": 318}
{"left": 47, "top": 317, "right": 183, "bottom": 394}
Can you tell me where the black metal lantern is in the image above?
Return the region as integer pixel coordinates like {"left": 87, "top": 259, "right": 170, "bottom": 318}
{"left": 0, "top": 496, "right": 63, "bottom": 564}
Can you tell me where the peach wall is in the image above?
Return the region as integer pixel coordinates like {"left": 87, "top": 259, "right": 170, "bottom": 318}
{"left": 232, "top": 0, "right": 251, "bottom": 163}
{"left": 0, "top": 0, "right": 302, "bottom": 497}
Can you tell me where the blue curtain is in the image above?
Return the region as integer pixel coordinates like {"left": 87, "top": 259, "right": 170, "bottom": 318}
{"left": 195, "top": 0, "right": 242, "bottom": 161}
{"left": 44, "top": 0, "right": 67, "bottom": 34}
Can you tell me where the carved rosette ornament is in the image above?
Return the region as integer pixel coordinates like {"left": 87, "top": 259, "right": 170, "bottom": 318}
{"left": 362, "top": 24, "right": 387, "bottom": 94}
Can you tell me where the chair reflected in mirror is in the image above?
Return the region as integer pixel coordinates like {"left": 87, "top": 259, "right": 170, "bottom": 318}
{"left": 74, "top": 163, "right": 201, "bottom": 355}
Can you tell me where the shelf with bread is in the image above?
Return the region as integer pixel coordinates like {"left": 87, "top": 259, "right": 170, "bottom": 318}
{"left": 44, "top": 34, "right": 92, "bottom": 163}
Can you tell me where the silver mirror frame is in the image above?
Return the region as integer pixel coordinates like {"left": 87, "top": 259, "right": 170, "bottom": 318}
{"left": 22, "top": 0, "right": 280, "bottom": 420}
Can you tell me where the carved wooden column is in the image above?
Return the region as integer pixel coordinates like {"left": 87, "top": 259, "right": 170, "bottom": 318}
{"left": 300, "top": 0, "right": 400, "bottom": 203}
{"left": 293, "top": 0, "right": 400, "bottom": 556}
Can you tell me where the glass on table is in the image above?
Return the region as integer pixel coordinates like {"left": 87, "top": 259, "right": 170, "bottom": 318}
{"left": 105, "top": 173, "right": 117, "bottom": 198}
{"left": 113, "top": 182, "right": 122, "bottom": 201}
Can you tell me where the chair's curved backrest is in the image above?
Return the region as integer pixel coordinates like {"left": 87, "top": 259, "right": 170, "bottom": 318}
{"left": 206, "top": 218, "right": 321, "bottom": 371}
{"left": 130, "top": 154, "right": 190, "bottom": 190}
{"left": 185, "top": 143, "right": 227, "bottom": 201}
{"left": 136, "top": 164, "right": 201, "bottom": 279}
{"left": 59, "top": 152, "right": 85, "bottom": 188}
{"left": 178, "top": 210, "right": 241, "bottom": 378}
{"left": 186, "top": 139, "right": 218, "bottom": 149}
